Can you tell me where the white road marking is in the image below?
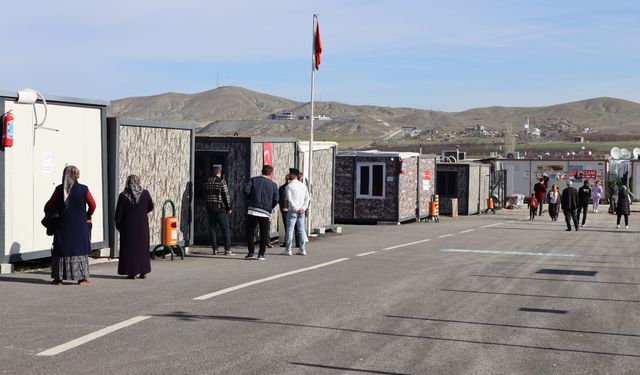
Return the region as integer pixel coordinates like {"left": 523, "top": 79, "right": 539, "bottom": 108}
{"left": 36, "top": 315, "right": 151, "bottom": 356}
{"left": 382, "top": 239, "right": 431, "bottom": 250}
{"left": 438, "top": 234, "right": 454, "bottom": 238}
{"left": 194, "top": 258, "right": 350, "bottom": 300}
{"left": 439, "top": 249, "right": 580, "bottom": 257}
{"left": 459, "top": 229, "right": 474, "bottom": 234}
{"left": 356, "top": 251, "right": 377, "bottom": 257}
{"left": 482, "top": 223, "right": 504, "bottom": 228}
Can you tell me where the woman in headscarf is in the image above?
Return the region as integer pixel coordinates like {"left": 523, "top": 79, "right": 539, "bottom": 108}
{"left": 115, "top": 175, "right": 154, "bottom": 279}
{"left": 45, "top": 165, "right": 96, "bottom": 285}
{"left": 547, "top": 184, "right": 560, "bottom": 221}
{"left": 616, "top": 183, "right": 631, "bottom": 229}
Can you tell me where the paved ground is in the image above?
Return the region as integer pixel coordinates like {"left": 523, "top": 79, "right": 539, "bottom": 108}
{"left": 1, "top": 208, "right": 639, "bottom": 374}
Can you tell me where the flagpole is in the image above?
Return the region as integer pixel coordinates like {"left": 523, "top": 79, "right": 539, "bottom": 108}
{"left": 307, "top": 14, "right": 318, "bottom": 235}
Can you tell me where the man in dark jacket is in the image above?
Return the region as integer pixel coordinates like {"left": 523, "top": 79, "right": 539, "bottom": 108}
{"left": 560, "top": 180, "right": 579, "bottom": 231}
{"left": 577, "top": 180, "right": 591, "bottom": 227}
{"left": 204, "top": 166, "right": 232, "bottom": 255}
{"left": 244, "top": 165, "right": 279, "bottom": 260}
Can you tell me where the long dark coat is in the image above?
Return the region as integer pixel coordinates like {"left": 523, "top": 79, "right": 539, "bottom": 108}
{"left": 50, "top": 183, "right": 92, "bottom": 257}
{"left": 616, "top": 187, "right": 631, "bottom": 215}
{"left": 560, "top": 186, "right": 579, "bottom": 211}
{"left": 115, "top": 190, "right": 154, "bottom": 275}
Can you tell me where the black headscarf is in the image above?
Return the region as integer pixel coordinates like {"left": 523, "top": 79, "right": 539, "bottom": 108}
{"left": 123, "top": 175, "right": 143, "bottom": 205}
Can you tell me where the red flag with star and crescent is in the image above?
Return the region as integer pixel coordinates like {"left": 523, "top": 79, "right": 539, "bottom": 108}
{"left": 313, "top": 18, "right": 322, "bottom": 70}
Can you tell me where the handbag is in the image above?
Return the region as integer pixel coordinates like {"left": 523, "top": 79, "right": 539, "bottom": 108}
{"left": 41, "top": 206, "right": 60, "bottom": 236}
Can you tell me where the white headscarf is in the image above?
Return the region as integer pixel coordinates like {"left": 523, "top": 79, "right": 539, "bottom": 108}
{"left": 62, "top": 166, "right": 80, "bottom": 204}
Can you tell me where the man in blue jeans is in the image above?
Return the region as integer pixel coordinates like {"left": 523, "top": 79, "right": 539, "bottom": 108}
{"left": 204, "top": 166, "right": 233, "bottom": 255}
{"left": 282, "top": 171, "right": 310, "bottom": 256}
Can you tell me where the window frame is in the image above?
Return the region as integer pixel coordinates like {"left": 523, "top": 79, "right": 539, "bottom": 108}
{"left": 356, "top": 162, "right": 386, "bottom": 199}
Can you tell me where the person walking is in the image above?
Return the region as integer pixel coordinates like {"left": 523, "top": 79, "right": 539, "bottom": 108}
{"left": 278, "top": 173, "right": 293, "bottom": 248}
{"left": 547, "top": 184, "right": 560, "bottom": 221}
{"left": 533, "top": 177, "right": 547, "bottom": 216}
{"left": 204, "top": 166, "right": 233, "bottom": 255}
{"left": 591, "top": 180, "right": 603, "bottom": 213}
{"left": 45, "top": 166, "right": 96, "bottom": 285}
{"left": 115, "top": 175, "right": 154, "bottom": 279}
{"left": 608, "top": 181, "right": 619, "bottom": 214}
{"left": 282, "top": 172, "right": 310, "bottom": 256}
{"left": 577, "top": 180, "right": 591, "bottom": 227}
{"left": 243, "top": 165, "right": 279, "bottom": 260}
{"left": 616, "top": 184, "right": 631, "bottom": 229}
{"left": 560, "top": 180, "right": 579, "bottom": 231}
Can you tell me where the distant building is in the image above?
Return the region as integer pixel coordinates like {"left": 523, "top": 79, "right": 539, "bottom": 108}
{"left": 401, "top": 127, "right": 419, "bottom": 137}
{"left": 573, "top": 136, "right": 584, "bottom": 143}
{"left": 298, "top": 114, "right": 332, "bottom": 121}
{"left": 268, "top": 111, "right": 296, "bottom": 120}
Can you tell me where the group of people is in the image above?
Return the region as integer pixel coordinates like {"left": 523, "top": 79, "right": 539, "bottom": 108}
{"left": 44, "top": 167, "right": 153, "bottom": 285}
{"left": 528, "top": 176, "right": 631, "bottom": 230}
{"left": 204, "top": 164, "right": 310, "bottom": 261}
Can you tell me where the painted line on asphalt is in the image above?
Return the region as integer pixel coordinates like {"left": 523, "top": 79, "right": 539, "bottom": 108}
{"left": 482, "top": 222, "right": 504, "bottom": 228}
{"left": 194, "top": 258, "right": 350, "bottom": 300}
{"left": 438, "top": 234, "right": 454, "bottom": 238}
{"left": 439, "top": 249, "right": 581, "bottom": 257}
{"left": 459, "top": 229, "right": 474, "bottom": 234}
{"left": 382, "top": 239, "right": 431, "bottom": 251}
{"left": 36, "top": 315, "right": 151, "bottom": 356}
{"left": 356, "top": 251, "right": 377, "bottom": 257}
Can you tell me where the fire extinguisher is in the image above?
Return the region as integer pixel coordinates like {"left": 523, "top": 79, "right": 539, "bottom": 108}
{"left": 3, "top": 111, "right": 14, "bottom": 147}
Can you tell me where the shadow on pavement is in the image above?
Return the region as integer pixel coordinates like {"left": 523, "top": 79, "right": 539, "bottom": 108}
{"left": 0, "top": 276, "right": 49, "bottom": 284}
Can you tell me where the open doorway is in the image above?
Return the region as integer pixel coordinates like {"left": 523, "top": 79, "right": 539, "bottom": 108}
{"left": 194, "top": 151, "right": 229, "bottom": 245}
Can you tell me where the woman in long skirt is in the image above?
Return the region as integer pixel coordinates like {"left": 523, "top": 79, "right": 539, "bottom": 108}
{"left": 46, "top": 166, "right": 96, "bottom": 285}
{"left": 616, "top": 184, "right": 631, "bottom": 229}
{"left": 115, "top": 175, "right": 154, "bottom": 279}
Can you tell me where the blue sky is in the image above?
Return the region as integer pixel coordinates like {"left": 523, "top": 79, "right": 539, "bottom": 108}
{"left": 4, "top": 0, "right": 640, "bottom": 111}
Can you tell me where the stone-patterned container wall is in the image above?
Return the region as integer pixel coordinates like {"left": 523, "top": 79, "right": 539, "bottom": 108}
{"left": 418, "top": 155, "right": 437, "bottom": 218}
{"left": 299, "top": 146, "right": 336, "bottom": 230}
{"left": 335, "top": 154, "right": 400, "bottom": 223}
{"left": 251, "top": 140, "right": 297, "bottom": 235}
{"left": 399, "top": 156, "right": 418, "bottom": 220}
{"left": 108, "top": 118, "right": 195, "bottom": 256}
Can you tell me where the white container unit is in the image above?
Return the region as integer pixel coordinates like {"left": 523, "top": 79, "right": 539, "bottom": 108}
{"left": 1, "top": 91, "right": 109, "bottom": 263}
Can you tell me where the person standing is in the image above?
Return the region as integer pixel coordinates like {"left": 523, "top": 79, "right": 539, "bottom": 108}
{"left": 204, "top": 166, "right": 233, "bottom": 255}
{"left": 243, "top": 165, "right": 279, "bottom": 260}
{"left": 278, "top": 173, "right": 293, "bottom": 248}
{"left": 591, "top": 180, "right": 603, "bottom": 213}
{"left": 547, "top": 184, "right": 560, "bottom": 221}
{"left": 115, "top": 175, "right": 154, "bottom": 279}
{"left": 282, "top": 172, "right": 311, "bottom": 256}
{"left": 533, "top": 177, "right": 547, "bottom": 216}
{"left": 560, "top": 180, "right": 579, "bottom": 231}
{"left": 616, "top": 184, "right": 631, "bottom": 229}
{"left": 577, "top": 180, "right": 591, "bottom": 227}
{"left": 608, "top": 181, "right": 619, "bottom": 214}
{"left": 45, "top": 166, "right": 96, "bottom": 285}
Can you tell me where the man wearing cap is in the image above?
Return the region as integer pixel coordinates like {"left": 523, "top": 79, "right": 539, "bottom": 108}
{"left": 560, "top": 180, "right": 579, "bottom": 231}
{"left": 577, "top": 179, "right": 591, "bottom": 227}
{"left": 282, "top": 170, "right": 310, "bottom": 256}
{"left": 204, "top": 166, "right": 233, "bottom": 255}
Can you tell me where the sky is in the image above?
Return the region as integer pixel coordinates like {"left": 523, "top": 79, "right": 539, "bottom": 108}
{"left": 4, "top": 0, "right": 640, "bottom": 112}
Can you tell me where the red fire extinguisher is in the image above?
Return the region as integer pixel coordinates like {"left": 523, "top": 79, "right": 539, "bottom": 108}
{"left": 3, "top": 111, "right": 14, "bottom": 147}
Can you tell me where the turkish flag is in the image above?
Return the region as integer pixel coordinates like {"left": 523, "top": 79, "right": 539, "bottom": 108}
{"left": 263, "top": 142, "right": 273, "bottom": 179}
{"left": 314, "top": 20, "right": 322, "bottom": 70}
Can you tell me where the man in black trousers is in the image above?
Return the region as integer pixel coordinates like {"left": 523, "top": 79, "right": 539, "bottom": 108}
{"left": 561, "top": 180, "right": 579, "bottom": 231}
{"left": 243, "top": 165, "right": 279, "bottom": 260}
{"left": 577, "top": 179, "right": 591, "bottom": 227}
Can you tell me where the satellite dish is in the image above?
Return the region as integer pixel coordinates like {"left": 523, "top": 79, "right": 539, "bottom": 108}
{"left": 633, "top": 148, "right": 640, "bottom": 159}
{"left": 621, "top": 148, "right": 631, "bottom": 159}
{"left": 610, "top": 147, "right": 621, "bottom": 159}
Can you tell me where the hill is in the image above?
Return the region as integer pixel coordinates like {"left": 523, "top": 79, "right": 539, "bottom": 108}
{"left": 107, "top": 86, "right": 640, "bottom": 140}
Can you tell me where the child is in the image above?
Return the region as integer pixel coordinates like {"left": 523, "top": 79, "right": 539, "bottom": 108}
{"left": 528, "top": 194, "right": 538, "bottom": 220}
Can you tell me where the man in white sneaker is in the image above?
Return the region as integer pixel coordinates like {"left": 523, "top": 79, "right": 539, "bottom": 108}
{"left": 282, "top": 169, "right": 310, "bottom": 256}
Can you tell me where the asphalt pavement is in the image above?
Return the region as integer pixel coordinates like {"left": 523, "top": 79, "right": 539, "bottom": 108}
{"left": 1, "top": 208, "right": 639, "bottom": 374}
